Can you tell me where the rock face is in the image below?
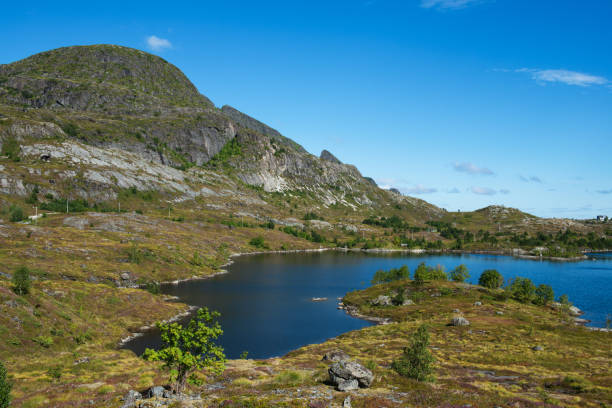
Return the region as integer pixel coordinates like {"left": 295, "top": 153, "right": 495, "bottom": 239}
{"left": 451, "top": 316, "right": 470, "bottom": 326}
{"left": 320, "top": 149, "right": 342, "bottom": 164}
{"left": 328, "top": 360, "right": 374, "bottom": 391}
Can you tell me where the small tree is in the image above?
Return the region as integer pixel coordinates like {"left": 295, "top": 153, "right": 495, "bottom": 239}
{"left": 450, "top": 264, "right": 469, "bottom": 282}
{"left": 507, "top": 277, "right": 536, "bottom": 303}
{"left": 12, "top": 266, "right": 31, "bottom": 295}
{"left": 0, "top": 360, "right": 11, "bottom": 408}
{"left": 413, "top": 263, "right": 428, "bottom": 286}
{"left": 392, "top": 324, "right": 435, "bottom": 381}
{"left": 143, "top": 307, "right": 226, "bottom": 394}
{"left": 478, "top": 269, "right": 503, "bottom": 289}
{"left": 9, "top": 205, "right": 25, "bottom": 223}
{"left": 534, "top": 284, "right": 554, "bottom": 305}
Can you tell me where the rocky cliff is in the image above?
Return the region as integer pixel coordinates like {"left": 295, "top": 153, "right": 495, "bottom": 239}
{"left": 0, "top": 44, "right": 445, "bottom": 220}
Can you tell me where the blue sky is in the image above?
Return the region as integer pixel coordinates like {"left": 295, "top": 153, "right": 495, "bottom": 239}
{"left": 1, "top": 0, "right": 611, "bottom": 218}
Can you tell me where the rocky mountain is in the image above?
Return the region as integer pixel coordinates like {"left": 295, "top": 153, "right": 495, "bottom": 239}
{"left": 0, "top": 44, "right": 444, "bottom": 220}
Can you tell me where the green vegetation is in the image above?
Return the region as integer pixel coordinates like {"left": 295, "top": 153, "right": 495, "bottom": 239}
{"left": 0, "top": 360, "right": 11, "bottom": 408}
{"left": 1, "top": 137, "right": 20, "bottom": 162}
{"left": 534, "top": 284, "right": 554, "bottom": 305}
{"left": 413, "top": 262, "right": 447, "bottom": 284}
{"left": 12, "top": 266, "right": 31, "bottom": 295}
{"left": 371, "top": 265, "right": 410, "bottom": 285}
{"left": 478, "top": 269, "right": 503, "bottom": 289}
{"left": 506, "top": 277, "right": 536, "bottom": 303}
{"left": 143, "top": 307, "right": 226, "bottom": 393}
{"left": 8, "top": 205, "right": 25, "bottom": 222}
{"left": 391, "top": 324, "right": 434, "bottom": 382}
{"left": 249, "top": 236, "right": 267, "bottom": 249}
{"left": 207, "top": 138, "right": 242, "bottom": 168}
{"left": 449, "top": 264, "right": 469, "bottom": 282}
{"left": 303, "top": 212, "right": 323, "bottom": 221}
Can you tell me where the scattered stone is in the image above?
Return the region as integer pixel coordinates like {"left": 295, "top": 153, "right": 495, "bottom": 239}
{"left": 402, "top": 299, "right": 414, "bottom": 306}
{"left": 147, "top": 386, "right": 165, "bottom": 398}
{"left": 474, "top": 301, "right": 482, "bottom": 306}
{"left": 121, "top": 390, "right": 142, "bottom": 408}
{"left": 74, "top": 357, "right": 90, "bottom": 365}
{"left": 532, "top": 346, "right": 544, "bottom": 351}
{"left": 328, "top": 360, "right": 373, "bottom": 391}
{"left": 496, "top": 311, "right": 504, "bottom": 315}
{"left": 120, "top": 272, "right": 131, "bottom": 280}
{"left": 311, "top": 297, "right": 328, "bottom": 302}
{"left": 371, "top": 295, "right": 392, "bottom": 306}
{"left": 453, "top": 309, "right": 461, "bottom": 314}
{"left": 62, "top": 216, "right": 89, "bottom": 230}
{"left": 343, "top": 396, "right": 352, "bottom": 408}
{"left": 4, "top": 300, "right": 19, "bottom": 308}
{"left": 451, "top": 316, "right": 470, "bottom": 326}
{"left": 322, "top": 349, "right": 350, "bottom": 362}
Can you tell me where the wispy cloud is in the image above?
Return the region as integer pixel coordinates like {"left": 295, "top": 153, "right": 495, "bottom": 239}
{"left": 447, "top": 187, "right": 461, "bottom": 194}
{"left": 596, "top": 189, "right": 612, "bottom": 194}
{"left": 516, "top": 68, "right": 608, "bottom": 87}
{"left": 519, "top": 175, "right": 542, "bottom": 183}
{"left": 453, "top": 162, "right": 494, "bottom": 175}
{"left": 404, "top": 184, "right": 438, "bottom": 194}
{"left": 500, "top": 189, "right": 510, "bottom": 194}
{"left": 146, "top": 35, "right": 172, "bottom": 52}
{"left": 471, "top": 186, "right": 496, "bottom": 195}
{"left": 420, "top": 0, "right": 483, "bottom": 10}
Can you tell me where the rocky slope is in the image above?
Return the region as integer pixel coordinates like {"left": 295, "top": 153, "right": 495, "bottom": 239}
{"left": 0, "top": 44, "right": 444, "bottom": 221}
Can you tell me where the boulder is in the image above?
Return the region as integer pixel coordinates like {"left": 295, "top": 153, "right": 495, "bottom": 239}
{"left": 474, "top": 301, "right": 482, "bottom": 306}
{"left": 402, "top": 299, "right": 414, "bottom": 306}
{"left": 532, "top": 346, "right": 544, "bottom": 351}
{"left": 147, "top": 386, "right": 165, "bottom": 398}
{"left": 322, "top": 349, "right": 350, "bottom": 362}
{"left": 120, "top": 390, "right": 142, "bottom": 408}
{"left": 568, "top": 306, "right": 582, "bottom": 316}
{"left": 343, "top": 396, "right": 352, "bottom": 408}
{"left": 371, "top": 295, "right": 392, "bottom": 306}
{"left": 451, "top": 316, "right": 470, "bottom": 326}
{"left": 328, "top": 360, "right": 373, "bottom": 391}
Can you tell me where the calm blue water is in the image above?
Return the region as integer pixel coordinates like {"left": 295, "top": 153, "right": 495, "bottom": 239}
{"left": 124, "top": 251, "right": 612, "bottom": 359}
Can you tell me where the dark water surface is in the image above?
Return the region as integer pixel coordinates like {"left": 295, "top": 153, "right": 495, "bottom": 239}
{"left": 124, "top": 251, "right": 612, "bottom": 359}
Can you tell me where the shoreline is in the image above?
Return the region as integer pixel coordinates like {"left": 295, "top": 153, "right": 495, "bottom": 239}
{"left": 119, "top": 245, "right": 608, "bottom": 350}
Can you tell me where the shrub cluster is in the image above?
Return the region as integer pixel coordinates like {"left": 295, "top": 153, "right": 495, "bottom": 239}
{"left": 371, "top": 265, "right": 410, "bottom": 285}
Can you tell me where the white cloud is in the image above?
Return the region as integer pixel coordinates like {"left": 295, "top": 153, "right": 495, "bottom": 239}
{"left": 146, "top": 35, "right": 172, "bottom": 51}
{"left": 447, "top": 187, "right": 461, "bottom": 194}
{"left": 500, "top": 189, "right": 510, "bottom": 195}
{"left": 471, "top": 186, "right": 496, "bottom": 195}
{"left": 516, "top": 68, "right": 608, "bottom": 87}
{"left": 453, "top": 162, "right": 494, "bottom": 175}
{"left": 420, "top": 0, "right": 482, "bottom": 10}
{"left": 596, "top": 189, "right": 612, "bottom": 195}
{"left": 404, "top": 184, "right": 438, "bottom": 194}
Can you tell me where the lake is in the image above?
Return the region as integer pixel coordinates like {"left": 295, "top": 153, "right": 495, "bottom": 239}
{"left": 123, "top": 251, "right": 612, "bottom": 359}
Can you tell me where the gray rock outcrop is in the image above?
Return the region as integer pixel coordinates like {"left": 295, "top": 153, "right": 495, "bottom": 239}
{"left": 328, "top": 360, "right": 374, "bottom": 391}
{"left": 451, "top": 316, "right": 470, "bottom": 326}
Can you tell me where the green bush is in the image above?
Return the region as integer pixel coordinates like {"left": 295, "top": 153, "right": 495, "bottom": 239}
{"left": 47, "top": 366, "right": 62, "bottom": 381}
{"left": 534, "top": 284, "right": 554, "bottom": 305}
{"left": 478, "top": 269, "right": 503, "bottom": 289}
{"left": 0, "top": 360, "right": 11, "bottom": 408}
{"left": 145, "top": 281, "right": 161, "bottom": 295}
{"left": 507, "top": 277, "right": 536, "bottom": 303}
{"left": 9, "top": 205, "right": 25, "bottom": 222}
{"left": 392, "top": 324, "right": 435, "bottom": 381}
{"left": 32, "top": 336, "right": 53, "bottom": 348}
{"left": 449, "top": 264, "right": 469, "bottom": 282}
{"left": 61, "top": 122, "right": 78, "bottom": 137}
{"left": 371, "top": 265, "right": 410, "bottom": 285}
{"left": 249, "top": 236, "right": 267, "bottom": 249}
{"left": 1, "top": 137, "right": 20, "bottom": 162}
{"left": 12, "top": 266, "right": 31, "bottom": 295}
{"left": 413, "top": 262, "right": 447, "bottom": 284}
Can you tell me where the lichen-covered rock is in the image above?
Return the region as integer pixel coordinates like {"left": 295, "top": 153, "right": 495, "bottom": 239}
{"left": 371, "top": 295, "right": 392, "bottom": 306}
{"left": 328, "top": 360, "right": 373, "bottom": 391}
{"left": 322, "top": 349, "right": 350, "bottom": 362}
{"left": 451, "top": 316, "right": 470, "bottom": 326}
